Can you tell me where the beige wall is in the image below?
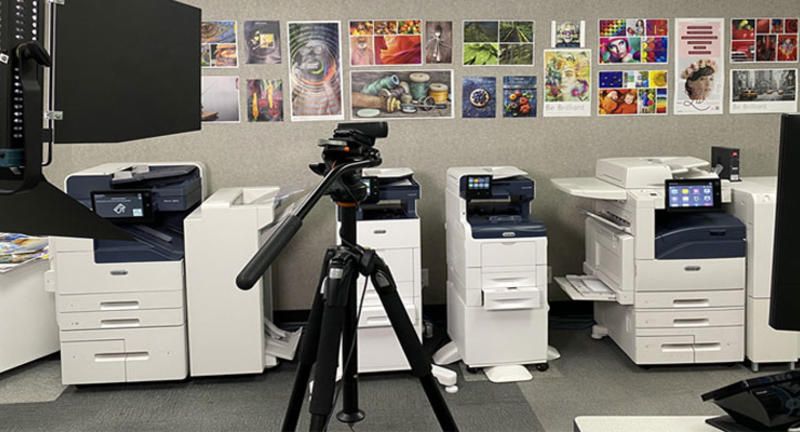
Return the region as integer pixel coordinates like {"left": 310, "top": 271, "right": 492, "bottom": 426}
{"left": 44, "top": 0, "right": 798, "bottom": 310}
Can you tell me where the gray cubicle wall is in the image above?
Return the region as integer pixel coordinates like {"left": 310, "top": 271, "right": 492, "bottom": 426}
{"left": 45, "top": 0, "right": 799, "bottom": 310}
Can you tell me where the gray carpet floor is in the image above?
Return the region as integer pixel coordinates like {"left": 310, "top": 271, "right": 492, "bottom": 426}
{"left": 0, "top": 328, "right": 789, "bottom": 432}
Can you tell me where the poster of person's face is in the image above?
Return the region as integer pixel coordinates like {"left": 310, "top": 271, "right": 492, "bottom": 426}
{"left": 598, "top": 70, "right": 668, "bottom": 116}
{"left": 551, "top": 20, "right": 585, "bottom": 48}
{"left": 674, "top": 18, "right": 725, "bottom": 115}
{"left": 245, "top": 21, "right": 281, "bottom": 64}
{"left": 288, "top": 21, "right": 344, "bottom": 122}
{"left": 543, "top": 49, "right": 592, "bottom": 117}
{"left": 730, "top": 69, "right": 797, "bottom": 114}
{"left": 349, "top": 20, "right": 422, "bottom": 66}
{"left": 598, "top": 18, "right": 668, "bottom": 64}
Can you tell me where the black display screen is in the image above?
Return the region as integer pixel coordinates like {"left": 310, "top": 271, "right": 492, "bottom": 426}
{"left": 665, "top": 179, "right": 721, "bottom": 212}
{"left": 92, "top": 191, "right": 153, "bottom": 223}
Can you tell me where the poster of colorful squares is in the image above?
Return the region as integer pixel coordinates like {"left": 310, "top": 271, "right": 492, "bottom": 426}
{"left": 543, "top": 49, "right": 592, "bottom": 117}
{"left": 598, "top": 18, "right": 669, "bottom": 64}
{"left": 674, "top": 18, "right": 725, "bottom": 115}
{"left": 201, "top": 20, "right": 239, "bottom": 68}
{"left": 463, "top": 20, "right": 535, "bottom": 66}
{"left": 731, "top": 18, "right": 798, "bottom": 63}
{"left": 349, "top": 20, "right": 423, "bottom": 66}
{"left": 599, "top": 71, "right": 668, "bottom": 116}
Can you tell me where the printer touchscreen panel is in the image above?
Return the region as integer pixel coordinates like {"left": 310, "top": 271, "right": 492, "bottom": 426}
{"left": 92, "top": 191, "right": 154, "bottom": 223}
{"left": 666, "top": 179, "right": 721, "bottom": 212}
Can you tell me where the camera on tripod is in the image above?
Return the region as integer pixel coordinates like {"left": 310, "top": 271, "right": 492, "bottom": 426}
{"left": 236, "top": 122, "right": 458, "bottom": 432}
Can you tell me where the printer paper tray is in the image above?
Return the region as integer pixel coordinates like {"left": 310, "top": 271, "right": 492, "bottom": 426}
{"left": 555, "top": 276, "right": 616, "bottom": 302}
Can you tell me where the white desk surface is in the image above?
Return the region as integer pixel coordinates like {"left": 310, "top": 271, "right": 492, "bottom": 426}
{"left": 574, "top": 416, "right": 717, "bottom": 432}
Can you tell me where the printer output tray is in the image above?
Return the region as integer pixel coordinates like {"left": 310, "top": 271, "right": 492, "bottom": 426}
{"left": 555, "top": 276, "right": 617, "bottom": 302}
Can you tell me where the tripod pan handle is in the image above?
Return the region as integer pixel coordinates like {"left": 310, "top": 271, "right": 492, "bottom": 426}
{"left": 236, "top": 214, "right": 303, "bottom": 290}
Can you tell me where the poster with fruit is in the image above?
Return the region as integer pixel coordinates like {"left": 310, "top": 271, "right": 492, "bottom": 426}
{"left": 503, "top": 76, "right": 537, "bottom": 118}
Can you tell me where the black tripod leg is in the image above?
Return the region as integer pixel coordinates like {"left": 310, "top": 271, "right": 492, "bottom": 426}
{"left": 370, "top": 260, "right": 460, "bottom": 432}
{"left": 282, "top": 249, "right": 335, "bottom": 432}
{"left": 308, "top": 256, "right": 357, "bottom": 432}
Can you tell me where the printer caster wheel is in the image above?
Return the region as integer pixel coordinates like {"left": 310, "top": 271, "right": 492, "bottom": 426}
{"left": 466, "top": 366, "right": 480, "bottom": 374}
{"left": 536, "top": 363, "right": 549, "bottom": 372}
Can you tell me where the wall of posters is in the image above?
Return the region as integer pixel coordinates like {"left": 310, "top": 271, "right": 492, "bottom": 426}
{"left": 730, "top": 69, "right": 797, "bottom": 114}
{"left": 551, "top": 20, "right": 586, "bottom": 48}
{"left": 543, "top": 49, "right": 591, "bottom": 117}
{"left": 349, "top": 20, "right": 422, "bottom": 66}
{"left": 247, "top": 79, "right": 284, "bottom": 122}
{"left": 598, "top": 18, "right": 668, "bottom": 64}
{"left": 350, "top": 70, "right": 453, "bottom": 120}
{"left": 674, "top": 18, "right": 725, "bottom": 115}
{"left": 462, "top": 77, "right": 496, "bottom": 118}
{"left": 598, "top": 70, "right": 668, "bottom": 116}
{"left": 244, "top": 21, "right": 282, "bottom": 64}
{"left": 201, "top": 76, "right": 241, "bottom": 123}
{"left": 201, "top": 20, "right": 239, "bottom": 68}
{"left": 425, "top": 21, "right": 453, "bottom": 64}
{"left": 464, "top": 20, "right": 535, "bottom": 66}
{"left": 731, "top": 18, "right": 799, "bottom": 63}
{"left": 503, "top": 76, "right": 537, "bottom": 118}
{"left": 288, "top": 21, "right": 344, "bottom": 122}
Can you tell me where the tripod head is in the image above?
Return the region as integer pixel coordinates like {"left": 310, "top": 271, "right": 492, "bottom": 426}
{"left": 236, "top": 122, "right": 387, "bottom": 290}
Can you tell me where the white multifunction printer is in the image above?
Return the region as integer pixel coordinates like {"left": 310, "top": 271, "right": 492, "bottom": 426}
{"left": 553, "top": 157, "right": 748, "bottom": 365}
{"left": 49, "top": 163, "right": 206, "bottom": 384}
{"left": 336, "top": 168, "right": 423, "bottom": 373}
{"left": 727, "top": 177, "right": 800, "bottom": 371}
{"left": 434, "top": 167, "right": 552, "bottom": 383}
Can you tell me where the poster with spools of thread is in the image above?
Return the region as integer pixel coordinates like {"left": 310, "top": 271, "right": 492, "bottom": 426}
{"left": 350, "top": 70, "right": 454, "bottom": 120}
{"left": 287, "top": 21, "right": 345, "bottom": 122}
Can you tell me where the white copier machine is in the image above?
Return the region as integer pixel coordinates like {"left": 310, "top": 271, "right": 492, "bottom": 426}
{"left": 553, "top": 157, "right": 748, "bottom": 365}
{"left": 435, "top": 167, "right": 551, "bottom": 383}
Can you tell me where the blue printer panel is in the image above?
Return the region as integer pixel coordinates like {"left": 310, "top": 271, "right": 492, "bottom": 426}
{"left": 459, "top": 175, "right": 535, "bottom": 200}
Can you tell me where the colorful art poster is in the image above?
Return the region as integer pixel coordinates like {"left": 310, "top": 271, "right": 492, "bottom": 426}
{"left": 543, "top": 49, "right": 591, "bottom": 117}
{"left": 598, "top": 70, "right": 668, "bottom": 116}
{"left": 674, "top": 18, "right": 725, "bottom": 115}
{"left": 462, "top": 77, "right": 496, "bottom": 118}
{"left": 598, "top": 18, "right": 668, "bottom": 64}
{"left": 464, "top": 20, "right": 535, "bottom": 66}
{"left": 425, "top": 21, "right": 453, "bottom": 64}
{"left": 731, "top": 69, "right": 798, "bottom": 114}
{"left": 503, "top": 76, "right": 537, "bottom": 118}
{"left": 201, "top": 20, "right": 238, "bottom": 68}
{"left": 551, "top": 21, "right": 586, "bottom": 48}
{"left": 247, "top": 79, "right": 283, "bottom": 122}
{"left": 350, "top": 70, "right": 453, "bottom": 120}
{"left": 244, "top": 21, "right": 281, "bottom": 64}
{"left": 201, "top": 76, "right": 241, "bottom": 123}
{"left": 349, "top": 20, "right": 422, "bottom": 66}
{"left": 288, "top": 21, "right": 344, "bottom": 122}
{"left": 731, "top": 18, "right": 799, "bottom": 63}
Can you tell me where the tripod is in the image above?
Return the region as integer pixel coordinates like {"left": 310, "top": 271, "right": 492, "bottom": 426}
{"left": 236, "top": 122, "right": 458, "bottom": 432}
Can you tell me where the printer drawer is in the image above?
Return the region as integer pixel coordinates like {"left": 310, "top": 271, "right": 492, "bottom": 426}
{"left": 480, "top": 242, "right": 540, "bottom": 268}
{"left": 635, "top": 309, "right": 744, "bottom": 329}
{"left": 58, "top": 309, "right": 184, "bottom": 331}
{"left": 482, "top": 268, "right": 546, "bottom": 290}
{"left": 374, "top": 248, "right": 415, "bottom": 283}
{"left": 635, "top": 258, "right": 745, "bottom": 292}
{"left": 358, "top": 302, "right": 418, "bottom": 329}
{"left": 482, "top": 286, "right": 542, "bottom": 311}
{"left": 358, "top": 281, "right": 415, "bottom": 308}
{"left": 57, "top": 291, "right": 184, "bottom": 313}
{"left": 357, "top": 220, "right": 420, "bottom": 249}
{"left": 55, "top": 253, "right": 184, "bottom": 295}
{"left": 636, "top": 290, "right": 744, "bottom": 310}
{"left": 61, "top": 339, "right": 127, "bottom": 385}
